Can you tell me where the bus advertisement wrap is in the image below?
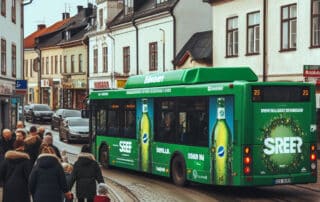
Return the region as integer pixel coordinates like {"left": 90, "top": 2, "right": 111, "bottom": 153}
{"left": 254, "top": 104, "right": 310, "bottom": 175}
{"left": 210, "top": 96, "right": 234, "bottom": 185}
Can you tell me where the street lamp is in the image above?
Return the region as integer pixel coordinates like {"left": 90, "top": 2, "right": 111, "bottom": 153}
{"left": 34, "top": 45, "right": 42, "bottom": 104}
{"left": 159, "top": 28, "right": 165, "bottom": 72}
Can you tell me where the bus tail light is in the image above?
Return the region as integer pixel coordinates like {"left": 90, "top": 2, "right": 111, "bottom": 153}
{"left": 310, "top": 144, "right": 317, "bottom": 173}
{"left": 243, "top": 146, "right": 252, "bottom": 176}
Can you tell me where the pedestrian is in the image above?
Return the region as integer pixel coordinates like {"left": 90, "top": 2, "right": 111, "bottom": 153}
{"left": 0, "top": 149, "right": 32, "bottom": 202}
{"left": 0, "top": 129, "right": 15, "bottom": 161}
{"left": 61, "top": 150, "right": 69, "bottom": 163}
{"left": 24, "top": 126, "right": 42, "bottom": 165}
{"left": 70, "top": 144, "right": 104, "bottom": 202}
{"left": 16, "top": 120, "right": 25, "bottom": 129}
{"left": 43, "top": 132, "right": 62, "bottom": 160}
{"left": 62, "top": 162, "right": 74, "bottom": 202}
{"left": 37, "top": 127, "right": 46, "bottom": 140}
{"left": 94, "top": 183, "right": 110, "bottom": 202}
{"left": 28, "top": 144, "right": 73, "bottom": 202}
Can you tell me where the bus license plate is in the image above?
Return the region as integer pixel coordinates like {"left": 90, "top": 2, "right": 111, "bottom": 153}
{"left": 274, "top": 178, "right": 291, "bottom": 184}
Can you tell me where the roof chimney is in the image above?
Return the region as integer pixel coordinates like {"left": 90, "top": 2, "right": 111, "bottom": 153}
{"left": 62, "top": 12, "right": 70, "bottom": 20}
{"left": 37, "top": 24, "right": 46, "bottom": 30}
{"left": 77, "top": 5, "right": 84, "bottom": 13}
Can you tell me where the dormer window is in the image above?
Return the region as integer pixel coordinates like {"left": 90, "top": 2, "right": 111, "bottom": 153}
{"left": 65, "top": 31, "right": 71, "bottom": 40}
{"left": 124, "top": 0, "right": 133, "bottom": 15}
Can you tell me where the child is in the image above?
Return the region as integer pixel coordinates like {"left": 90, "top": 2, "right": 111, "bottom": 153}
{"left": 94, "top": 183, "right": 110, "bottom": 202}
{"left": 62, "top": 162, "right": 74, "bottom": 202}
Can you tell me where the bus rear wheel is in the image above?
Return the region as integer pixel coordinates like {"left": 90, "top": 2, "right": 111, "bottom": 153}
{"left": 171, "top": 155, "right": 187, "bottom": 186}
{"left": 99, "top": 145, "right": 109, "bottom": 169}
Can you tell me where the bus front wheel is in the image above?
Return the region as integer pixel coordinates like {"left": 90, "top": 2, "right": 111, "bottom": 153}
{"left": 99, "top": 145, "right": 109, "bottom": 169}
{"left": 171, "top": 155, "right": 187, "bottom": 186}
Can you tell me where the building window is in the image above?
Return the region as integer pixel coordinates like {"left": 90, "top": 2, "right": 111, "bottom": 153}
{"left": 149, "top": 42, "right": 158, "bottom": 71}
{"left": 11, "top": 0, "right": 16, "bottom": 23}
{"left": 99, "top": 8, "right": 103, "bottom": 28}
{"left": 281, "top": 4, "right": 297, "bottom": 51}
{"left": 11, "top": 43, "right": 16, "bottom": 77}
{"left": 123, "top": 46, "right": 130, "bottom": 74}
{"left": 51, "top": 56, "right": 53, "bottom": 74}
{"left": 79, "top": 54, "right": 83, "bottom": 72}
{"left": 71, "top": 55, "right": 75, "bottom": 73}
{"left": 1, "top": 0, "right": 6, "bottom": 17}
{"left": 124, "top": 0, "right": 133, "bottom": 15}
{"left": 54, "top": 55, "right": 58, "bottom": 74}
{"left": 60, "top": 55, "right": 62, "bottom": 73}
{"left": 30, "top": 59, "right": 33, "bottom": 77}
{"left": 226, "top": 16, "right": 238, "bottom": 57}
{"left": 247, "top": 11, "right": 260, "bottom": 55}
{"left": 103, "top": 47, "right": 108, "bottom": 72}
{"left": 94, "top": 49, "right": 98, "bottom": 73}
{"left": 1, "top": 39, "right": 6, "bottom": 75}
{"left": 312, "top": 0, "right": 320, "bottom": 47}
{"left": 46, "top": 57, "right": 49, "bottom": 74}
{"left": 63, "top": 55, "right": 67, "bottom": 73}
{"left": 41, "top": 57, "right": 44, "bottom": 76}
{"left": 25, "top": 60, "right": 28, "bottom": 77}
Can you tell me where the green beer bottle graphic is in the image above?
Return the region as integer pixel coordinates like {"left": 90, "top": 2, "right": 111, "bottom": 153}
{"left": 140, "top": 99, "right": 151, "bottom": 172}
{"left": 213, "top": 97, "right": 231, "bottom": 185}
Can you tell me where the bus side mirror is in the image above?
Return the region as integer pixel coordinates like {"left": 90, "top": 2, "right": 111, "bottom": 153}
{"left": 81, "top": 109, "right": 89, "bottom": 118}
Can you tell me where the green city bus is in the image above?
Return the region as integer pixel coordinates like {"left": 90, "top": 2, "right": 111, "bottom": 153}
{"left": 86, "top": 67, "right": 317, "bottom": 186}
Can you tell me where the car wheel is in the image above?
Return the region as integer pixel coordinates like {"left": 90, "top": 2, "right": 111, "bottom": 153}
{"left": 99, "top": 144, "right": 109, "bottom": 169}
{"left": 171, "top": 155, "right": 187, "bottom": 186}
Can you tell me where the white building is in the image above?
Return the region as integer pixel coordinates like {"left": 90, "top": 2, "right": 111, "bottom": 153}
{"left": 0, "top": 0, "right": 24, "bottom": 129}
{"left": 205, "top": 0, "right": 320, "bottom": 84}
{"left": 88, "top": 0, "right": 212, "bottom": 91}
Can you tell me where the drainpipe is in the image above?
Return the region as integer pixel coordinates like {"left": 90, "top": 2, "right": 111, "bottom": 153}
{"left": 107, "top": 27, "right": 116, "bottom": 88}
{"left": 263, "top": 0, "right": 268, "bottom": 81}
{"left": 169, "top": 7, "right": 177, "bottom": 70}
{"left": 132, "top": 18, "right": 139, "bottom": 75}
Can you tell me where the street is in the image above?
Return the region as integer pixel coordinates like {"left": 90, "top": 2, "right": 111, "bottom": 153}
{"left": 1, "top": 122, "right": 319, "bottom": 202}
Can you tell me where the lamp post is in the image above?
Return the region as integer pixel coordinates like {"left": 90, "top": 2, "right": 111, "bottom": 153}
{"left": 159, "top": 28, "right": 165, "bottom": 72}
{"left": 34, "top": 47, "right": 42, "bottom": 104}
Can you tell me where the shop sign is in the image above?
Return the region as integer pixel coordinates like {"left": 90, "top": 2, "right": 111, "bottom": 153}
{"left": 15, "top": 80, "right": 28, "bottom": 94}
{"left": 41, "top": 79, "right": 50, "bottom": 87}
{"left": 94, "top": 81, "right": 109, "bottom": 89}
{"left": 117, "top": 80, "right": 127, "bottom": 88}
{"left": 303, "top": 65, "right": 320, "bottom": 77}
{"left": 0, "top": 83, "right": 13, "bottom": 95}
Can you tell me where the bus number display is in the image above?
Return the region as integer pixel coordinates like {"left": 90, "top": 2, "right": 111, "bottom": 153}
{"left": 252, "top": 86, "right": 310, "bottom": 102}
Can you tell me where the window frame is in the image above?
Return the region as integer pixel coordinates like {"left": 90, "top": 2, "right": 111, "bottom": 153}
{"left": 11, "top": 43, "right": 16, "bottom": 77}
{"left": 246, "top": 11, "right": 260, "bottom": 55}
{"left": 79, "top": 54, "right": 83, "bottom": 73}
{"left": 226, "top": 16, "right": 239, "bottom": 57}
{"left": 71, "top": 55, "right": 75, "bottom": 73}
{"left": 11, "top": 0, "right": 16, "bottom": 23}
{"left": 103, "top": 47, "right": 108, "bottom": 73}
{"left": 1, "top": 38, "right": 7, "bottom": 75}
{"left": 149, "top": 42, "right": 158, "bottom": 71}
{"left": 54, "top": 55, "right": 58, "bottom": 74}
{"left": 311, "top": 0, "right": 320, "bottom": 48}
{"left": 1, "top": 0, "right": 6, "bottom": 17}
{"left": 63, "top": 55, "right": 67, "bottom": 73}
{"left": 280, "top": 3, "right": 297, "bottom": 52}
{"left": 94, "top": 49, "right": 98, "bottom": 73}
{"left": 123, "top": 46, "right": 130, "bottom": 74}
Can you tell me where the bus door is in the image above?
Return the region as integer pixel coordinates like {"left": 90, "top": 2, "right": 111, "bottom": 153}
{"left": 251, "top": 85, "right": 314, "bottom": 178}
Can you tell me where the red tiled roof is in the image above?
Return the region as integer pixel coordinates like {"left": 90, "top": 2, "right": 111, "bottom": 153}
{"left": 24, "top": 18, "right": 70, "bottom": 49}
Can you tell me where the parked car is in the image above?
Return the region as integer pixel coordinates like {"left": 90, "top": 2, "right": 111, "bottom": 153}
{"left": 25, "top": 104, "right": 54, "bottom": 123}
{"left": 23, "top": 105, "right": 30, "bottom": 118}
{"left": 59, "top": 117, "right": 89, "bottom": 143}
{"left": 51, "top": 109, "right": 81, "bottom": 130}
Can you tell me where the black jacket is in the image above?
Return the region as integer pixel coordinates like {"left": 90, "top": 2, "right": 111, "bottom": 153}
{"left": 29, "top": 154, "right": 68, "bottom": 202}
{"left": 0, "top": 136, "right": 15, "bottom": 160}
{"left": 70, "top": 152, "right": 104, "bottom": 199}
{"left": 24, "top": 135, "right": 42, "bottom": 165}
{"left": 0, "top": 150, "right": 31, "bottom": 202}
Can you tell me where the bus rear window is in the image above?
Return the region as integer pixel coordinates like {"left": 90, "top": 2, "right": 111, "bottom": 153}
{"left": 252, "top": 86, "right": 310, "bottom": 102}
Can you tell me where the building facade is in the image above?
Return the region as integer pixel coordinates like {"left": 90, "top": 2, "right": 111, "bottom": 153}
{"left": 205, "top": 0, "right": 320, "bottom": 107}
{"left": 88, "top": 0, "right": 212, "bottom": 92}
{"left": 0, "top": 0, "right": 24, "bottom": 129}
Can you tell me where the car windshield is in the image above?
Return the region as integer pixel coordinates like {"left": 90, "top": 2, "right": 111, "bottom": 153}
{"left": 34, "top": 105, "right": 51, "bottom": 111}
{"left": 64, "top": 110, "right": 81, "bottom": 118}
{"left": 69, "top": 118, "right": 89, "bottom": 126}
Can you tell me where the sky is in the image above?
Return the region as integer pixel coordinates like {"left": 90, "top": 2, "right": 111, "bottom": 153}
{"left": 24, "top": 0, "right": 94, "bottom": 37}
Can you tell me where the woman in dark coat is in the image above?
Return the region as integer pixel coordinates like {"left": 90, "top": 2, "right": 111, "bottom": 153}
{"left": 28, "top": 145, "right": 72, "bottom": 202}
{"left": 70, "top": 145, "right": 104, "bottom": 202}
{"left": 0, "top": 150, "right": 31, "bottom": 202}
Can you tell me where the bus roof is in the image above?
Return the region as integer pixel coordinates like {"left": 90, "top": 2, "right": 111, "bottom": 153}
{"left": 124, "top": 67, "right": 258, "bottom": 89}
